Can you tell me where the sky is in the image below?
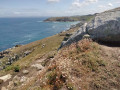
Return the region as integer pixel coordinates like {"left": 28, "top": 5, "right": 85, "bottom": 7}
{"left": 0, "top": 0, "right": 120, "bottom": 17}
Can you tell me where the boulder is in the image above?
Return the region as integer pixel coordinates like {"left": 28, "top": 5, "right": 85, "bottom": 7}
{"left": 24, "top": 50, "right": 32, "bottom": 56}
{"left": 31, "top": 64, "right": 44, "bottom": 71}
{"left": 82, "top": 34, "right": 91, "bottom": 39}
{"left": 87, "top": 7, "right": 120, "bottom": 42}
{"left": 41, "top": 44, "right": 46, "bottom": 48}
{"left": 15, "top": 44, "right": 22, "bottom": 47}
{"left": 0, "top": 74, "right": 12, "bottom": 82}
{"left": 22, "top": 70, "right": 29, "bottom": 74}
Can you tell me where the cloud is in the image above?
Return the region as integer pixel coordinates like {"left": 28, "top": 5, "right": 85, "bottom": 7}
{"left": 116, "top": 2, "right": 120, "bottom": 4}
{"left": 72, "top": 0, "right": 98, "bottom": 8}
{"left": 98, "top": 5, "right": 106, "bottom": 8}
{"left": 72, "top": 0, "right": 81, "bottom": 7}
{"left": 87, "top": 0, "right": 98, "bottom": 3}
{"left": 108, "top": 3, "right": 113, "bottom": 7}
{"left": 48, "top": 0, "right": 60, "bottom": 3}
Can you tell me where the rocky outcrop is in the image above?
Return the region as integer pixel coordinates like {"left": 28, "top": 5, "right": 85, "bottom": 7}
{"left": 59, "top": 23, "right": 87, "bottom": 48}
{"left": 31, "top": 64, "right": 44, "bottom": 71}
{"left": 0, "top": 49, "right": 33, "bottom": 71}
{"left": 22, "top": 70, "right": 29, "bottom": 74}
{"left": 60, "top": 7, "right": 120, "bottom": 48}
{"left": 0, "top": 74, "right": 12, "bottom": 82}
{"left": 87, "top": 7, "right": 120, "bottom": 42}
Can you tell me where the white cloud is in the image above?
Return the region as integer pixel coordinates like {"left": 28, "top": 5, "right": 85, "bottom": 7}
{"left": 48, "top": 0, "right": 60, "bottom": 3}
{"left": 72, "top": 0, "right": 98, "bottom": 8}
{"left": 87, "top": 0, "right": 98, "bottom": 3}
{"left": 108, "top": 3, "right": 113, "bottom": 7}
{"left": 72, "top": 0, "right": 81, "bottom": 7}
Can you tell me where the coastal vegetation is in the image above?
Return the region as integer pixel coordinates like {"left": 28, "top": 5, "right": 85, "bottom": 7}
{"left": 0, "top": 7, "right": 120, "bottom": 90}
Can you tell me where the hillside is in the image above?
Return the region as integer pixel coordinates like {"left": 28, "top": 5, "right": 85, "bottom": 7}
{"left": 1, "top": 38, "right": 120, "bottom": 90}
{"left": 0, "top": 7, "right": 120, "bottom": 90}
{"left": 44, "top": 14, "right": 95, "bottom": 22}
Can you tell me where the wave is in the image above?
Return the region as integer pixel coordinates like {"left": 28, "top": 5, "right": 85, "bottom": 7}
{"left": 53, "top": 22, "right": 59, "bottom": 23}
{"left": 52, "top": 25, "right": 56, "bottom": 29}
{"left": 13, "top": 38, "right": 31, "bottom": 45}
{"left": 13, "top": 34, "right": 33, "bottom": 45}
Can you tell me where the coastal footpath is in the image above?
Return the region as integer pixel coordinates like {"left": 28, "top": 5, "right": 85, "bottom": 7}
{"left": 0, "top": 7, "right": 120, "bottom": 90}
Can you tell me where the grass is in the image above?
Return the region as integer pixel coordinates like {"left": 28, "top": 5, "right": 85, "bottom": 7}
{"left": 0, "top": 34, "right": 64, "bottom": 76}
{"left": 5, "top": 38, "right": 119, "bottom": 90}
{"left": 5, "top": 65, "right": 20, "bottom": 72}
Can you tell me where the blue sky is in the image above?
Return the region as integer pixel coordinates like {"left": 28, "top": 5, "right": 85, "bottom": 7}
{"left": 0, "top": 0, "right": 120, "bottom": 17}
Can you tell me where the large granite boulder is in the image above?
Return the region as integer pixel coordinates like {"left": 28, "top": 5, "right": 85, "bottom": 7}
{"left": 60, "top": 7, "right": 120, "bottom": 48}
{"left": 87, "top": 7, "right": 120, "bottom": 42}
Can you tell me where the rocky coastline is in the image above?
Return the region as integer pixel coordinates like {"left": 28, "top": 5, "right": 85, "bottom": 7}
{"left": 0, "top": 7, "right": 120, "bottom": 90}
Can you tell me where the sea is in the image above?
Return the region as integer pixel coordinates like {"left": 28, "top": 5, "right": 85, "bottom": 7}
{"left": 0, "top": 17, "right": 79, "bottom": 51}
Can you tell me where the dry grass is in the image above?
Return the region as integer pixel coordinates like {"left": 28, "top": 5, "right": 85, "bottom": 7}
{"left": 33, "top": 39, "right": 120, "bottom": 90}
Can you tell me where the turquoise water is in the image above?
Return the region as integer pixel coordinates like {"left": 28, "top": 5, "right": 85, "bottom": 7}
{"left": 0, "top": 17, "right": 78, "bottom": 51}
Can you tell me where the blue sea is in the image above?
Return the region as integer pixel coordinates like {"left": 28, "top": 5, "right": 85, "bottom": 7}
{"left": 0, "top": 17, "right": 78, "bottom": 51}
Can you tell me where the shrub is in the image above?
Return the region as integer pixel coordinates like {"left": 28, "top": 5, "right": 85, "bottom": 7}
{"left": 14, "top": 65, "right": 20, "bottom": 72}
